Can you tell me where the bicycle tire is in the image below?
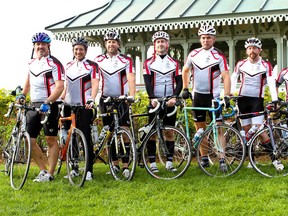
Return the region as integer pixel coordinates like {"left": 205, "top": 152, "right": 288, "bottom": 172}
{"left": 107, "top": 127, "right": 136, "bottom": 181}
{"left": 2, "top": 136, "right": 13, "bottom": 176}
{"left": 196, "top": 124, "right": 245, "bottom": 177}
{"left": 248, "top": 126, "right": 288, "bottom": 177}
{"left": 10, "top": 132, "right": 31, "bottom": 190}
{"left": 66, "top": 128, "right": 88, "bottom": 187}
{"left": 142, "top": 125, "right": 192, "bottom": 180}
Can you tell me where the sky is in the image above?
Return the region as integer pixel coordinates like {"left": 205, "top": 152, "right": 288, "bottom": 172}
{"left": 0, "top": 0, "right": 109, "bottom": 90}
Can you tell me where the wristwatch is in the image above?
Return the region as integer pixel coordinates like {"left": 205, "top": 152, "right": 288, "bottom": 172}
{"left": 44, "top": 99, "right": 53, "bottom": 105}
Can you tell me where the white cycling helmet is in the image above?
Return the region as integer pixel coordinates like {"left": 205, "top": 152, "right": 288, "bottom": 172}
{"left": 152, "top": 31, "right": 170, "bottom": 43}
{"left": 198, "top": 25, "right": 216, "bottom": 36}
{"left": 244, "top": 37, "right": 262, "bottom": 49}
{"left": 104, "top": 30, "right": 121, "bottom": 41}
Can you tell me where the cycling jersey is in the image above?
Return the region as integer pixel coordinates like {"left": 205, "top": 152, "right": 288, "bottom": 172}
{"left": 184, "top": 47, "right": 228, "bottom": 98}
{"left": 64, "top": 58, "right": 99, "bottom": 105}
{"left": 276, "top": 67, "right": 288, "bottom": 100}
{"left": 28, "top": 55, "right": 65, "bottom": 102}
{"left": 231, "top": 58, "right": 277, "bottom": 100}
{"left": 143, "top": 54, "right": 182, "bottom": 98}
{"left": 94, "top": 53, "right": 134, "bottom": 97}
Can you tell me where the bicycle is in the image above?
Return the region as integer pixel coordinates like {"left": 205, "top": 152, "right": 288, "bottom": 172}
{"left": 93, "top": 96, "right": 137, "bottom": 181}
{"left": 229, "top": 97, "right": 288, "bottom": 177}
{"left": 129, "top": 96, "right": 192, "bottom": 180}
{"left": 183, "top": 97, "right": 246, "bottom": 177}
{"left": 57, "top": 103, "right": 89, "bottom": 187}
{"left": 1, "top": 101, "right": 49, "bottom": 190}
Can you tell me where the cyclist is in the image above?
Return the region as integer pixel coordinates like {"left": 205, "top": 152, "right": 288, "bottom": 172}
{"left": 93, "top": 30, "right": 136, "bottom": 178}
{"left": 276, "top": 67, "right": 288, "bottom": 101}
{"left": 17, "top": 32, "right": 65, "bottom": 182}
{"left": 143, "top": 31, "right": 182, "bottom": 172}
{"left": 231, "top": 37, "right": 283, "bottom": 170}
{"left": 181, "top": 24, "right": 231, "bottom": 172}
{"left": 60, "top": 37, "right": 99, "bottom": 181}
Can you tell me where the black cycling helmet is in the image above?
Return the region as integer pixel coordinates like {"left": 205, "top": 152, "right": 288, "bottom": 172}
{"left": 72, "top": 37, "right": 88, "bottom": 49}
{"left": 32, "top": 32, "right": 51, "bottom": 43}
{"left": 244, "top": 37, "right": 262, "bottom": 49}
{"left": 104, "top": 30, "right": 121, "bottom": 41}
{"left": 152, "top": 31, "right": 170, "bottom": 43}
{"left": 198, "top": 25, "right": 216, "bottom": 36}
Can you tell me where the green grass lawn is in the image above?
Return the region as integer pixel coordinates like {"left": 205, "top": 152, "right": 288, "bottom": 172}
{"left": 0, "top": 161, "right": 287, "bottom": 216}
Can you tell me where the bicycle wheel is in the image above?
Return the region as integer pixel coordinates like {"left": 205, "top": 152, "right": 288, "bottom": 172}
{"left": 107, "top": 127, "right": 136, "bottom": 181}
{"left": 2, "top": 136, "right": 13, "bottom": 176}
{"left": 248, "top": 126, "right": 288, "bottom": 177}
{"left": 142, "top": 126, "right": 192, "bottom": 180}
{"left": 10, "top": 132, "right": 31, "bottom": 190}
{"left": 66, "top": 128, "right": 88, "bottom": 187}
{"left": 196, "top": 124, "right": 245, "bottom": 177}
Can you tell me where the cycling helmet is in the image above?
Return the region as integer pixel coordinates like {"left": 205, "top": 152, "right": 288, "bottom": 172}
{"left": 104, "top": 30, "right": 121, "bottom": 41}
{"left": 198, "top": 25, "right": 216, "bottom": 36}
{"left": 244, "top": 37, "right": 262, "bottom": 49}
{"left": 72, "top": 37, "right": 88, "bottom": 49}
{"left": 32, "top": 32, "right": 51, "bottom": 43}
{"left": 152, "top": 31, "right": 170, "bottom": 43}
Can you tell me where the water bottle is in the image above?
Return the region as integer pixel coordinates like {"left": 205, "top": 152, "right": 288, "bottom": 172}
{"left": 280, "top": 123, "right": 288, "bottom": 138}
{"left": 192, "top": 128, "right": 204, "bottom": 143}
{"left": 240, "top": 129, "right": 246, "bottom": 142}
{"left": 98, "top": 125, "right": 110, "bottom": 141}
{"left": 60, "top": 126, "right": 68, "bottom": 147}
{"left": 91, "top": 123, "right": 99, "bottom": 144}
{"left": 245, "top": 125, "right": 258, "bottom": 141}
{"left": 138, "top": 124, "right": 152, "bottom": 141}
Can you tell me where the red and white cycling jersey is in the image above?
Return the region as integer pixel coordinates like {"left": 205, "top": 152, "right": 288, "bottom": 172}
{"left": 94, "top": 53, "right": 134, "bottom": 97}
{"left": 231, "top": 57, "right": 277, "bottom": 100}
{"left": 184, "top": 47, "right": 228, "bottom": 98}
{"left": 28, "top": 55, "right": 64, "bottom": 102}
{"left": 64, "top": 58, "right": 99, "bottom": 105}
{"left": 143, "top": 54, "right": 181, "bottom": 97}
{"left": 276, "top": 67, "right": 288, "bottom": 101}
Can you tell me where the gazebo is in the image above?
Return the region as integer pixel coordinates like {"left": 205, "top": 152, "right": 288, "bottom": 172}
{"left": 46, "top": 0, "right": 288, "bottom": 83}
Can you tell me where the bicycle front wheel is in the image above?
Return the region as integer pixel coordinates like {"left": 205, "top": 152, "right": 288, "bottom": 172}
{"left": 196, "top": 124, "right": 245, "bottom": 177}
{"left": 142, "top": 126, "right": 192, "bottom": 180}
{"left": 248, "top": 126, "right": 288, "bottom": 177}
{"left": 107, "top": 127, "right": 136, "bottom": 181}
{"left": 10, "top": 132, "right": 31, "bottom": 190}
{"left": 66, "top": 128, "right": 88, "bottom": 187}
{"left": 2, "top": 136, "right": 13, "bottom": 176}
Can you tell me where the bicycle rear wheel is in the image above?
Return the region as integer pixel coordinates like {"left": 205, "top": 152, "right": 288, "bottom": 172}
{"left": 196, "top": 124, "right": 245, "bottom": 177}
{"left": 142, "top": 126, "right": 192, "bottom": 180}
{"left": 248, "top": 126, "right": 288, "bottom": 177}
{"left": 10, "top": 132, "right": 31, "bottom": 190}
{"left": 66, "top": 128, "right": 88, "bottom": 187}
{"left": 108, "top": 127, "right": 136, "bottom": 181}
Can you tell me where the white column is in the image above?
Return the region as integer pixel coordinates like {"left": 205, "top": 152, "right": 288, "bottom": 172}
{"left": 226, "top": 39, "right": 237, "bottom": 74}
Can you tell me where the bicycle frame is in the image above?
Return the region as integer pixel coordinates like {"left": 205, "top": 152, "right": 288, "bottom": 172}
{"left": 183, "top": 98, "right": 234, "bottom": 150}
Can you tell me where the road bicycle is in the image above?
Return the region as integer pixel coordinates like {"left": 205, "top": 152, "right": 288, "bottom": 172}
{"left": 229, "top": 97, "right": 288, "bottom": 177}
{"left": 1, "top": 100, "right": 48, "bottom": 190}
{"left": 183, "top": 97, "right": 246, "bottom": 177}
{"left": 129, "top": 96, "right": 192, "bottom": 180}
{"left": 93, "top": 96, "right": 137, "bottom": 181}
{"left": 57, "top": 104, "right": 89, "bottom": 187}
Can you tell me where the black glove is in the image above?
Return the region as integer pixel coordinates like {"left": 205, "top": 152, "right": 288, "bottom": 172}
{"left": 224, "top": 96, "right": 230, "bottom": 109}
{"left": 86, "top": 99, "right": 95, "bottom": 108}
{"left": 16, "top": 94, "right": 26, "bottom": 104}
{"left": 182, "top": 88, "right": 191, "bottom": 99}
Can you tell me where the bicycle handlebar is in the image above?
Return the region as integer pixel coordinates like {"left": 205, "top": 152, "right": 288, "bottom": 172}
{"left": 148, "top": 97, "right": 177, "bottom": 117}
{"left": 4, "top": 102, "right": 49, "bottom": 124}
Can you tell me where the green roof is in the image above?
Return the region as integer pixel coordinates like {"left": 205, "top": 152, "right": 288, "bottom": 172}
{"left": 45, "top": 0, "right": 288, "bottom": 39}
